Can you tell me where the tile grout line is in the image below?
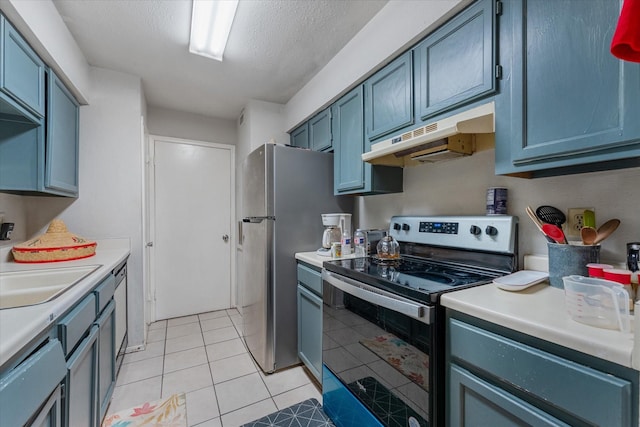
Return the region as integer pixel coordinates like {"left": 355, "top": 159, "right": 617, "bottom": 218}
{"left": 160, "top": 324, "right": 167, "bottom": 398}
{"left": 202, "top": 313, "right": 223, "bottom": 423}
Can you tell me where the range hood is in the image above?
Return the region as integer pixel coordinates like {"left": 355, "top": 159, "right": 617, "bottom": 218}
{"left": 362, "top": 102, "right": 495, "bottom": 167}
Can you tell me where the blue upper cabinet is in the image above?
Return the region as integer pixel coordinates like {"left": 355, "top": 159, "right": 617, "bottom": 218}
{"left": 46, "top": 71, "right": 79, "bottom": 196}
{"left": 309, "top": 107, "right": 332, "bottom": 152}
{"left": 0, "top": 14, "right": 46, "bottom": 119}
{"left": 333, "top": 87, "right": 365, "bottom": 193}
{"left": 0, "top": 68, "right": 79, "bottom": 197}
{"left": 364, "top": 51, "right": 413, "bottom": 142}
{"left": 495, "top": 0, "right": 640, "bottom": 176}
{"left": 333, "top": 86, "right": 403, "bottom": 195}
{"left": 414, "top": 0, "right": 496, "bottom": 121}
{"left": 290, "top": 122, "right": 309, "bottom": 149}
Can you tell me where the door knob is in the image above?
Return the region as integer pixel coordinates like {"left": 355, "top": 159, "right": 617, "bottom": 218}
{"left": 222, "top": 234, "right": 229, "bottom": 243}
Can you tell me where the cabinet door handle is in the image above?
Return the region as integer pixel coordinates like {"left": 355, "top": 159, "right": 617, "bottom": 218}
{"left": 222, "top": 234, "right": 229, "bottom": 243}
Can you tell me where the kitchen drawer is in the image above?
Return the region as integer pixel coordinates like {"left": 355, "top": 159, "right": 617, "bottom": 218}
{"left": 58, "top": 293, "right": 96, "bottom": 356}
{"left": 297, "top": 263, "right": 322, "bottom": 296}
{"left": 449, "top": 318, "right": 633, "bottom": 426}
{"left": 0, "top": 339, "right": 66, "bottom": 427}
{"left": 93, "top": 274, "right": 115, "bottom": 314}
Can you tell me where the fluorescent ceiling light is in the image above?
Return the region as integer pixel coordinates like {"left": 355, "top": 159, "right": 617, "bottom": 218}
{"left": 189, "top": 0, "right": 239, "bottom": 61}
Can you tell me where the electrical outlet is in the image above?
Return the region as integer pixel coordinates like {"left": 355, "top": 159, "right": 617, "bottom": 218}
{"left": 567, "top": 208, "right": 595, "bottom": 237}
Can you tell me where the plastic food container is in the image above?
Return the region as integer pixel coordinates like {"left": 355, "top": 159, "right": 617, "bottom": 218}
{"left": 586, "top": 263, "right": 613, "bottom": 278}
{"left": 562, "top": 275, "right": 630, "bottom": 332}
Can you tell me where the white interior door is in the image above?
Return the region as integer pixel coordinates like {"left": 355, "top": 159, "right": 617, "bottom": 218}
{"left": 150, "top": 136, "right": 233, "bottom": 320}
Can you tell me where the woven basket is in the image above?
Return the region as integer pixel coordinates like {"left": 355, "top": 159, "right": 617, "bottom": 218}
{"left": 12, "top": 219, "right": 97, "bottom": 263}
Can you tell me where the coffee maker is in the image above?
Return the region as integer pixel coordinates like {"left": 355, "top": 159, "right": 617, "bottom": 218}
{"left": 317, "top": 213, "right": 352, "bottom": 256}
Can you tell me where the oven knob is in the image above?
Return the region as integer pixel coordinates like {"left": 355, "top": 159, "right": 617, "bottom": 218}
{"left": 485, "top": 226, "right": 498, "bottom": 236}
{"left": 402, "top": 223, "right": 410, "bottom": 231}
{"left": 470, "top": 225, "right": 481, "bottom": 235}
{"left": 393, "top": 223, "right": 401, "bottom": 230}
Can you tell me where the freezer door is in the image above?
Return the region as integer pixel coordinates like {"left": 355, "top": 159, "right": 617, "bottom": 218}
{"left": 242, "top": 144, "right": 273, "bottom": 217}
{"left": 240, "top": 216, "right": 275, "bottom": 372}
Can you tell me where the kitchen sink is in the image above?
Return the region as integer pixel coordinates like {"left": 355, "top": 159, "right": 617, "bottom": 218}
{"left": 0, "top": 265, "right": 101, "bottom": 309}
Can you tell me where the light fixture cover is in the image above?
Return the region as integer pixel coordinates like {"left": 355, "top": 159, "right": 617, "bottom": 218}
{"left": 189, "top": 0, "right": 239, "bottom": 61}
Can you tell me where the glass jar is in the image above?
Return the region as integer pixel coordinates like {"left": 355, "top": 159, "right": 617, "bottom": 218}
{"left": 376, "top": 235, "right": 400, "bottom": 259}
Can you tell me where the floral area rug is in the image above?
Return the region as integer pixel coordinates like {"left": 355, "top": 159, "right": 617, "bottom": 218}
{"left": 102, "top": 393, "right": 187, "bottom": 427}
{"left": 360, "top": 334, "right": 430, "bottom": 391}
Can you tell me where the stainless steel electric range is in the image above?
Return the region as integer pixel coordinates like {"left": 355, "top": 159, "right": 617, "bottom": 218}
{"left": 321, "top": 215, "right": 518, "bottom": 427}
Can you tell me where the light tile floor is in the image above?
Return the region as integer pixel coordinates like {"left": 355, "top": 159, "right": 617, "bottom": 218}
{"left": 107, "top": 308, "right": 322, "bottom": 427}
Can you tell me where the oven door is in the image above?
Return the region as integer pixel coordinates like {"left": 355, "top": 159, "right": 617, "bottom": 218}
{"left": 322, "top": 269, "right": 433, "bottom": 427}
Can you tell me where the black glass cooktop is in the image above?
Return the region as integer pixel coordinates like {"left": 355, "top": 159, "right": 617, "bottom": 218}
{"left": 323, "top": 255, "right": 501, "bottom": 304}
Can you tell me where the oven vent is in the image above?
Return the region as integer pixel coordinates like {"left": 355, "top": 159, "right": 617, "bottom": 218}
{"left": 362, "top": 102, "right": 494, "bottom": 167}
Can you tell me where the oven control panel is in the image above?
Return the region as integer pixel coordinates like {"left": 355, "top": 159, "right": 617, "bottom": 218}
{"left": 419, "top": 221, "right": 459, "bottom": 234}
{"left": 389, "top": 215, "right": 518, "bottom": 254}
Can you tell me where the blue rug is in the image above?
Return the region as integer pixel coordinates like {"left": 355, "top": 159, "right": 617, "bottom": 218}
{"left": 242, "top": 398, "right": 335, "bottom": 427}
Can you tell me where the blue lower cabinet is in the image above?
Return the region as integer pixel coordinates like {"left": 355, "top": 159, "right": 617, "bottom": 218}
{"left": 322, "top": 365, "right": 383, "bottom": 427}
{"left": 297, "top": 263, "right": 323, "bottom": 382}
{"left": 0, "top": 339, "right": 66, "bottom": 427}
{"left": 447, "top": 314, "right": 639, "bottom": 426}
{"left": 96, "top": 300, "right": 116, "bottom": 421}
{"left": 297, "top": 284, "right": 322, "bottom": 382}
{"left": 495, "top": 0, "right": 640, "bottom": 176}
{"left": 63, "top": 325, "right": 99, "bottom": 427}
{"left": 449, "top": 365, "right": 569, "bottom": 427}
{"left": 30, "top": 385, "right": 63, "bottom": 427}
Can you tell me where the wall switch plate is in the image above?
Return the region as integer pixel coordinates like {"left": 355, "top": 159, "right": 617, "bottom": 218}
{"left": 566, "top": 207, "right": 595, "bottom": 237}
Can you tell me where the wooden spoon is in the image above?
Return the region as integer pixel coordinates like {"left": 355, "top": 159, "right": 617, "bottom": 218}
{"left": 593, "top": 219, "right": 621, "bottom": 245}
{"left": 580, "top": 226, "right": 597, "bottom": 245}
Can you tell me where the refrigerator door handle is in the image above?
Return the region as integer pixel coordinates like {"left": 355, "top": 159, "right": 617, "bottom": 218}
{"left": 242, "top": 216, "right": 275, "bottom": 223}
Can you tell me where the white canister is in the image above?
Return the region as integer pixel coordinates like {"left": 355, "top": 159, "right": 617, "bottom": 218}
{"left": 486, "top": 187, "right": 508, "bottom": 215}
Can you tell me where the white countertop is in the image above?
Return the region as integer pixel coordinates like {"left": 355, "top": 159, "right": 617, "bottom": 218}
{"left": 296, "top": 252, "right": 637, "bottom": 369}
{"left": 0, "top": 239, "right": 131, "bottom": 368}
{"left": 441, "top": 282, "right": 635, "bottom": 369}
{"left": 295, "top": 251, "right": 358, "bottom": 269}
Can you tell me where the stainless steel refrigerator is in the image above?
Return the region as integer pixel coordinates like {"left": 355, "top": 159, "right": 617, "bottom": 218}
{"left": 240, "top": 143, "right": 352, "bottom": 373}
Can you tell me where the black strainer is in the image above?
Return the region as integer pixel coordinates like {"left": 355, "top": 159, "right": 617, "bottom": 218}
{"left": 536, "top": 205, "right": 566, "bottom": 227}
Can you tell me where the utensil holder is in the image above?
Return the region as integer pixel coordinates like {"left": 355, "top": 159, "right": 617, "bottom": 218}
{"left": 547, "top": 243, "right": 600, "bottom": 288}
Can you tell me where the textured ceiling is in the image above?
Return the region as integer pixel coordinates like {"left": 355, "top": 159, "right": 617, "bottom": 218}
{"left": 53, "top": 0, "right": 388, "bottom": 120}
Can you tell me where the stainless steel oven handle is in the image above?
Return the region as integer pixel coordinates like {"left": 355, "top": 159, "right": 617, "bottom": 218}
{"left": 322, "top": 270, "right": 433, "bottom": 324}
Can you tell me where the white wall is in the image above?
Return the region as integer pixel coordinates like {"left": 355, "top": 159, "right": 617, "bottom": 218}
{"left": 22, "top": 67, "right": 146, "bottom": 347}
{"left": 356, "top": 149, "right": 640, "bottom": 266}
{"left": 0, "top": 194, "right": 27, "bottom": 246}
{"left": 284, "top": 0, "right": 640, "bottom": 268}
{"left": 283, "top": 0, "right": 467, "bottom": 130}
{"left": 147, "top": 106, "right": 237, "bottom": 145}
